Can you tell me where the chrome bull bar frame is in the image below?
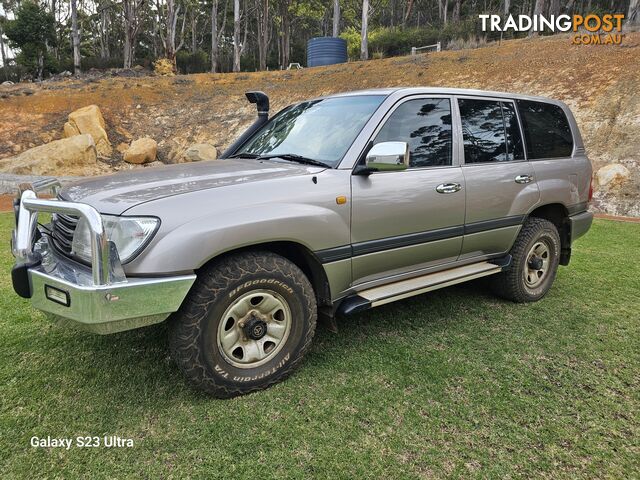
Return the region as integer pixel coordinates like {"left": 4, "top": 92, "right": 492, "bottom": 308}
{"left": 10, "top": 179, "right": 197, "bottom": 334}
{"left": 14, "top": 190, "right": 111, "bottom": 286}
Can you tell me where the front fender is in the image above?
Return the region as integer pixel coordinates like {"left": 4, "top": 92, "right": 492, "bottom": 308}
{"left": 122, "top": 168, "right": 352, "bottom": 275}
{"left": 129, "top": 203, "right": 349, "bottom": 275}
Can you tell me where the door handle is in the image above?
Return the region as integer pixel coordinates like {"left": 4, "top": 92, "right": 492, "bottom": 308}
{"left": 436, "top": 183, "right": 462, "bottom": 194}
{"left": 515, "top": 174, "right": 533, "bottom": 184}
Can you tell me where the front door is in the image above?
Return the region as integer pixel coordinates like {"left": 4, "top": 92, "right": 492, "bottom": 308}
{"left": 456, "top": 96, "right": 540, "bottom": 259}
{"left": 351, "top": 96, "right": 466, "bottom": 286}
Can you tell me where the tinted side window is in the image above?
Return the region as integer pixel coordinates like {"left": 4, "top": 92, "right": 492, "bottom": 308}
{"left": 502, "top": 102, "right": 525, "bottom": 161}
{"left": 374, "top": 98, "right": 452, "bottom": 168}
{"left": 459, "top": 99, "right": 508, "bottom": 163}
{"left": 517, "top": 100, "right": 573, "bottom": 159}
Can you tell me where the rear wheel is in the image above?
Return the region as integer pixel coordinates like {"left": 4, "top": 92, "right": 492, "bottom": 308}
{"left": 491, "top": 218, "right": 561, "bottom": 303}
{"left": 169, "top": 251, "right": 317, "bottom": 398}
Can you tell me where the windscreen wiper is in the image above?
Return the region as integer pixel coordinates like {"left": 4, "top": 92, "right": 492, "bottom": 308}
{"left": 255, "top": 153, "right": 330, "bottom": 168}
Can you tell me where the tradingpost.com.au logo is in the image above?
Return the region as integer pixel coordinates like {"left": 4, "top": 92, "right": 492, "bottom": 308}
{"left": 479, "top": 14, "right": 626, "bottom": 45}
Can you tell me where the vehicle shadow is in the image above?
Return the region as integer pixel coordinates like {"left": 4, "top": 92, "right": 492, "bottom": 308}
{"left": 22, "top": 278, "right": 502, "bottom": 404}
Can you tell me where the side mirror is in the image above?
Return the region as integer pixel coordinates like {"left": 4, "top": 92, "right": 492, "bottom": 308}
{"left": 365, "top": 142, "right": 409, "bottom": 172}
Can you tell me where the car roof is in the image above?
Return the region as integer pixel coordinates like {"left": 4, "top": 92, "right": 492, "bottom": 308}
{"left": 323, "top": 87, "right": 562, "bottom": 105}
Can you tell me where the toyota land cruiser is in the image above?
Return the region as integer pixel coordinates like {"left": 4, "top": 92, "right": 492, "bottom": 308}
{"left": 11, "top": 88, "right": 593, "bottom": 397}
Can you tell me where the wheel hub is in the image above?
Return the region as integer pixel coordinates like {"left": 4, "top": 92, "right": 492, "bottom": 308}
{"left": 216, "top": 289, "right": 292, "bottom": 369}
{"left": 243, "top": 315, "right": 268, "bottom": 340}
{"left": 528, "top": 256, "right": 544, "bottom": 271}
{"left": 524, "top": 241, "right": 551, "bottom": 288}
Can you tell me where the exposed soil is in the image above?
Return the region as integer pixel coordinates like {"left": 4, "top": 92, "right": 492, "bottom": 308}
{"left": 1, "top": 32, "right": 639, "bottom": 215}
{"left": 594, "top": 213, "right": 640, "bottom": 223}
{"left": 0, "top": 195, "right": 14, "bottom": 213}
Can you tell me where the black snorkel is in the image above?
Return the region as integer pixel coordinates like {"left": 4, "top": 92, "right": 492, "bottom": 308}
{"left": 221, "top": 91, "right": 270, "bottom": 158}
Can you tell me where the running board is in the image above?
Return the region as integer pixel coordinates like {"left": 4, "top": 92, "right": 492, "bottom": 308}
{"left": 338, "top": 256, "right": 511, "bottom": 315}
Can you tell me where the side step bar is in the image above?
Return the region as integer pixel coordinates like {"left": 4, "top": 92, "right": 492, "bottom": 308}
{"left": 338, "top": 256, "right": 511, "bottom": 315}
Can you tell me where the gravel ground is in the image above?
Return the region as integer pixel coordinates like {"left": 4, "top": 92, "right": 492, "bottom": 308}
{"left": 0, "top": 174, "right": 80, "bottom": 195}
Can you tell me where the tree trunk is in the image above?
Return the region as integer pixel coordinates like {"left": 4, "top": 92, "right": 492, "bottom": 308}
{"left": 0, "top": 21, "right": 6, "bottom": 68}
{"left": 233, "top": 0, "right": 241, "bottom": 72}
{"left": 443, "top": 0, "right": 448, "bottom": 24}
{"left": 280, "top": 1, "right": 290, "bottom": 69}
{"left": 124, "top": 32, "right": 133, "bottom": 68}
{"left": 255, "top": 0, "right": 270, "bottom": 71}
{"left": 123, "top": 0, "right": 143, "bottom": 68}
{"left": 71, "top": 0, "right": 81, "bottom": 75}
{"left": 37, "top": 52, "right": 44, "bottom": 81}
{"left": 100, "top": 4, "right": 110, "bottom": 59}
{"left": 504, "top": 0, "right": 511, "bottom": 14}
{"left": 360, "top": 0, "right": 368, "bottom": 60}
{"left": 404, "top": 0, "right": 414, "bottom": 25}
{"left": 161, "top": 0, "right": 183, "bottom": 70}
{"left": 191, "top": 10, "right": 197, "bottom": 53}
{"left": 529, "top": 0, "right": 545, "bottom": 36}
{"left": 332, "top": 0, "right": 340, "bottom": 37}
{"left": 453, "top": 0, "right": 461, "bottom": 21}
{"left": 211, "top": 0, "right": 219, "bottom": 72}
{"left": 629, "top": 0, "right": 640, "bottom": 25}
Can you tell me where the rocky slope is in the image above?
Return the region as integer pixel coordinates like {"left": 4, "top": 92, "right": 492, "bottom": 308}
{"left": 1, "top": 32, "right": 639, "bottom": 216}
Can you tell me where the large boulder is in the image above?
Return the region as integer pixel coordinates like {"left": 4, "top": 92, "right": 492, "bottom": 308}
{"left": 0, "top": 134, "right": 97, "bottom": 176}
{"left": 182, "top": 143, "right": 218, "bottom": 162}
{"left": 124, "top": 138, "right": 157, "bottom": 164}
{"left": 596, "top": 164, "right": 631, "bottom": 189}
{"left": 63, "top": 105, "right": 112, "bottom": 157}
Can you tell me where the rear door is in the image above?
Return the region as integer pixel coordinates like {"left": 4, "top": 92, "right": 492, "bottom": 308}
{"left": 456, "top": 96, "right": 540, "bottom": 259}
{"left": 350, "top": 96, "right": 466, "bottom": 286}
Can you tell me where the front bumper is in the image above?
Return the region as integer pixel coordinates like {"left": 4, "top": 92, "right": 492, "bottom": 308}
{"left": 11, "top": 185, "right": 196, "bottom": 334}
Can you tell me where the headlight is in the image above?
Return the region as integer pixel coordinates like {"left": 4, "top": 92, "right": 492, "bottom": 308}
{"left": 71, "top": 215, "right": 160, "bottom": 264}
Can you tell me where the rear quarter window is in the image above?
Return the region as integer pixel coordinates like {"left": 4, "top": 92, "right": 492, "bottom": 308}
{"left": 517, "top": 100, "right": 574, "bottom": 159}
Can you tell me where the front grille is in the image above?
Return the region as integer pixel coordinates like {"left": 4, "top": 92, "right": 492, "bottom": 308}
{"left": 51, "top": 212, "right": 78, "bottom": 255}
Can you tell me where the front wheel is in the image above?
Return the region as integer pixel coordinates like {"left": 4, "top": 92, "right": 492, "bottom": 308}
{"left": 169, "top": 251, "right": 317, "bottom": 398}
{"left": 491, "top": 217, "right": 561, "bottom": 303}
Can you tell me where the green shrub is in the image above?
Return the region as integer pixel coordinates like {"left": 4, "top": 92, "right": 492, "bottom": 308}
{"left": 0, "top": 63, "right": 30, "bottom": 83}
{"left": 177, "top": 50, "right": 209, "bottom": 74}
{"left": 341, "top": 21, "right": 484, "bottom": 61}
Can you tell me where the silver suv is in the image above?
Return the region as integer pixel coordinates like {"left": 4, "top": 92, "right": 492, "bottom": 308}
{"left": 11, "top": 88, "right": 593, "bottom": 397}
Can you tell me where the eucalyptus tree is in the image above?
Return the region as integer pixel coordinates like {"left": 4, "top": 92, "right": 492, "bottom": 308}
{"left": 71, "top": 0, "right": 80, "bottom": 73}
{"left": 360, "top": 0, "right": 367, "bottom": 59}
{"left": 156, "top": 0, "right": 187, "bottom": 68}
{"left": 210, "top": 0, "right": 227, "bottom": 72}
{"left": 232, "top": 0, "right": 248, "bottom": 71}
{"left": 255, "top": 0, "right": 270, "bottom": 70}
{"left": 629, "top": 0, "right": 639, "bottom": 25}
{"left": 123, "top": 0, "right": 146, "bottom": 67}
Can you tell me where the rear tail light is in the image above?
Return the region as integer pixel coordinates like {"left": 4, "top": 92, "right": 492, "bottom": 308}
{"left": 588, "top": 176, "right": 594, "bottom": 203}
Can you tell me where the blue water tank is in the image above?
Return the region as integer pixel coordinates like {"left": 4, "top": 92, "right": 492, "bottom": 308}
{"left": 307, "top": 37, "right": 348, "bottom": 68}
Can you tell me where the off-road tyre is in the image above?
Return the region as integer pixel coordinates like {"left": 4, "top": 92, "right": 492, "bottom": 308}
{"left": 169, "top": 251, "right": 317, "bottom": 398}
{"left": 491, "top": 217, "right": 561, "bottom": 303}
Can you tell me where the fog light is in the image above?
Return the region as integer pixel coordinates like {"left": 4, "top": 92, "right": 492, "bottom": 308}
{"left": 45, "top": 285, "right": 70, "bottom": 307}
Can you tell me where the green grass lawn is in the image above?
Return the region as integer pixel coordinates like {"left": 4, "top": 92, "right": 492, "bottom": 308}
{"left": 0, "top": 213, "right": 638, "bottom": 479}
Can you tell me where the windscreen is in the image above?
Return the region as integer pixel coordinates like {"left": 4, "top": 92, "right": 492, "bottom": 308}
{"left": 237, "top": 95, "right": 386, "bottom": 166}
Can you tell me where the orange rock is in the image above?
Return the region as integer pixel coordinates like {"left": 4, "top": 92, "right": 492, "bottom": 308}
{"left": 63, "top": 105, "right": 112, "bottom": 157}
{"left": 124, "top": 138, "right": 157, "bottom": 164}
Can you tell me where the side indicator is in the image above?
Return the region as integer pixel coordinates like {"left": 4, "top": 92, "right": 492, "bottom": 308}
{"left": 336, "top": 196, "right": 347, "bottom": 205}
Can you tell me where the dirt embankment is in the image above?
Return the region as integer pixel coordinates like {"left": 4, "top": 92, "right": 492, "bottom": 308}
{"left": 1, "top": 32, "right": 639, "bottom": 216}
